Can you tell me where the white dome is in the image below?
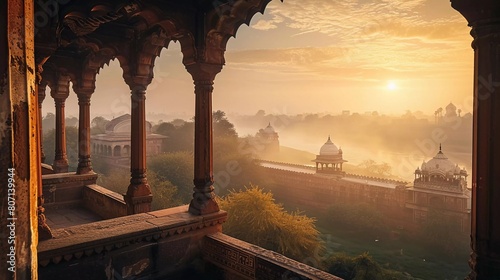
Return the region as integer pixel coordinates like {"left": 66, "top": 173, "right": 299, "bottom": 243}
{"left": 263, "top": 122, "right": 275, "bottom": 134}
{"left": 319, "top": 136, "right": 339, "bottom": 156}
{"left": 421, "top": 161, "right": 427, "bottom": 170}
{"left": 423, "top": 146, "right": 459, "bottom": 176}
{"left": 446, "top": 102, "right": 457, "bottom": 110}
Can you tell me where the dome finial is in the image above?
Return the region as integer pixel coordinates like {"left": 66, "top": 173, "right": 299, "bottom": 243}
{"left": 328, "top": 135, "right": 331, "bottom": 141}
{"left": 439, "top": 143, "right": 442, "bottom": 152}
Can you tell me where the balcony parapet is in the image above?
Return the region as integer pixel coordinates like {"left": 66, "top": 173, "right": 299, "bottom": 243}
{"left": 82, "top": 184, "right": 128, "bottom": 219}
{"left": 42, "top": 172, "right": 98, "bottom": 206}
{"left": 204, "top": 233, "right": 342, "bottom": 280}
{"left": 38, "top": 205, "right": 227, "bottom": 279}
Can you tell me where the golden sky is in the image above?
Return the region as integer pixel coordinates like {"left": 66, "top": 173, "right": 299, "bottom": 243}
{"left": 50, "top": 0, "right": 474, "bottom": 119}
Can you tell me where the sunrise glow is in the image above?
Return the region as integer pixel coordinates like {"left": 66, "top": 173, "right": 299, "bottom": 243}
{"left": 387, "top": 81, "right": 397, "bottom": 91}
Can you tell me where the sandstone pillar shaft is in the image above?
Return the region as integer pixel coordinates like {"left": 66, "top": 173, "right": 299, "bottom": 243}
{"left": 186, "top": 63, "right": 222, "bottom": 215}
{"left": 0, "top": 0, "right": 39, "bottom": 278}
{"left": 124, "top": 86, "right": 152, "bottom": 214}
{"left": 452, "top": 1, "right": 500, "bottom": 279}
{"left": 76, "top": 91, "right": 93, "bottom": 174}
{"left": 50, "top": 74, "right": 70, "bottom": 173}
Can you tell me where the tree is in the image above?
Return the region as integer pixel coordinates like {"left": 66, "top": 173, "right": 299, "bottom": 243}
{"left": 96, "top": 168, "right": 130, "bottom": 194}
{"left": 324, "top": 253, "right": 414, "bottom": 280}
{"left": 147, "top": 152, "right": 194, "bottom": 203}
{"left": 66, "top": 116, "right": 78, "bottom": 127}
{"left": 42, "top": 126, "right": 79, "bottom": 171}
{"left": 160, "top": 121, "right": 194, "bottom": 152}
{"left": 91, "top": 116, "right": 110, "bottom": 135}
{"left": 324, "top": 203, "right": 388, "bottom": 234}
{"left": 420, "top": 209, "right": 469, "bottom": 258}
{"left": 97, "top": 168, "right": 180, "bottom": 210}
{"left": 355, "top": 160, "right": 393, "bottom": 178}
{"left": 213, "top": 110, "right": 237, "bottom": 139}
{"left": 218, "top": 185, "right": 324, "bottom": 261}
{"left": 42, "top": 112, "right": 55, "bottom": 133}
{"left": 154, "top": 122, "right": 176, "bottom": 136}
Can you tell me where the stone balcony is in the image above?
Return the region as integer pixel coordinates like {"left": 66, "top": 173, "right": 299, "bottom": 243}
{"left": 39, "top": 173, "right": 341, "bottom": 280}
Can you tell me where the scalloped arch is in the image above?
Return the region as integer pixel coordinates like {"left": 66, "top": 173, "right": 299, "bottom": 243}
{"left": 118, "top": 25, "right": 174, "bottom": 89}
{"left": 203, "top": 0, "right": 279, "bottom": 64}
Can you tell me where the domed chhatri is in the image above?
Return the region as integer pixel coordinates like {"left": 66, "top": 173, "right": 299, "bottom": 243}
{"left": 263, "top": 122, "right": 276, "bottom": 134}
{"left": 320, "top": 136, "right": 339, "bottom": 156}
{"left": 256, "top": 122, "right": 280, "bottom": 155}
{"left": 313, "top": 136, "right": 347, "bottom": 175}
{"left": 414, "top": 144, "right": 468, "bottom": 193}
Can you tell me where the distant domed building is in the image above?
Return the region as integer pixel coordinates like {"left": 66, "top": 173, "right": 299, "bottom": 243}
{"left": 445, "top": 102, "right": 458, "bottom": 119}
{"left": 312, "top": 136, "right": 347, "bottom": 175}
{"left": 414, "top": 144, "right": 468, "bottom": 193}
{"left": 91, "top": 114, "right": 167, "bottom": 168}
{"left": 408, "top": 144, "right": 470, "bottom": 231}
{"left": 256, "top": 122, "right": 280, "bottom": 155}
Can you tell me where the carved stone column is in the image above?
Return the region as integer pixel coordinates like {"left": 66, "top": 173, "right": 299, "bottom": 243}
{"left": 50, "top": 74, "right": 70, "bottom": 173}
{"left": 0, "top": 0, "right": 39, "bottom": 278}
{"left": 75, "top": 89, "right": 94, "bottom": 174}
{"left": 124, "top": 85, "right": 152, "bottom": 214}
{"left": 36, "top": 68, "right": 53, "bottom": 242}
{"left": 38, "top": 80, "right": 47, "bottom": 163}
{"left": 451, "top": 1, "right": 500, "bottom": 279}
{"left": 186, "top": 63, "right": 222, "bottom": 215}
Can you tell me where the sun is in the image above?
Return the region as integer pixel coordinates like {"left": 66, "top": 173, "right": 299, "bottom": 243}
{"left": 387, "top": 81, "right": 397, "bottom": 91}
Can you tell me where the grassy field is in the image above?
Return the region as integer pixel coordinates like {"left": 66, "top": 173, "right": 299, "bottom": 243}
{"left": 276, "top": 201, "right": 469, "bottom": 280}
{"left": 316, "top": 224, "right": 469, "bottom": 280}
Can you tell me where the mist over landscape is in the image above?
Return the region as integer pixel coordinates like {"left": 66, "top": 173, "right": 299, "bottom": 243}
{"left": 35, "top": 1, "right": 477, "bottom": 278}
{"left": 227, "top": 109, "right": 472, "bottom": 182}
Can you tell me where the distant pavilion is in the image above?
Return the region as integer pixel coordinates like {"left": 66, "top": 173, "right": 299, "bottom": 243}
{"left": 312, "top": 136, "right": 347, "bottom": 175}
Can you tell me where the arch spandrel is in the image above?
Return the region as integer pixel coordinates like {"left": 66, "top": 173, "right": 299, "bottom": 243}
{"left": 178, "top": 0, "right": 281, "bottom": 66}
{"left": 119, "top": 26, "right": 173, "bottom": 89}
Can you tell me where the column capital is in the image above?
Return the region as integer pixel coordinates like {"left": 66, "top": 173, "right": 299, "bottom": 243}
{"left": 185, "top": 63, "right": 223, "bottom": 83}
{"left": 49, "top": 73, "right": 70, "bottom": 100}
{"left": 53, "top": 97, "right": 67, "bottom": 105}
{"left": 452, "top": 1, "right": 500, "bottom": 27}
{"left": 73, "top": 86, "right": 94, "bottom": 96}
{"left": 38, "top": 81, "right": 47, "bottom": 103}
{"left": 75, "top": 88, "right": 93, "bottom": 105}
{"left": 77, "top": 94, "right": 91, "bottom": 105}
{"left": 131, "top": 85, "right": 147, "bottom": 94}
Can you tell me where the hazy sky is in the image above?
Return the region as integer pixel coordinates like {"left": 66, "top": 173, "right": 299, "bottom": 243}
{"left": 45, "top": 0, "right": 473, "bottom": 120}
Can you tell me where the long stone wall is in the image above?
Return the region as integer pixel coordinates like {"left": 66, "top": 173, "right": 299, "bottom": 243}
{"left": 259, "top": 166, "right": 411, "bottom": 228}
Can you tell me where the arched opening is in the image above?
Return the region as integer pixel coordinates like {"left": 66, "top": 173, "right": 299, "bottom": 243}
{"left": 123, "top": 145, "right": 130, "bottom": 157}
{"left": 113, "top": 146, "right": 121, "bottom": 157}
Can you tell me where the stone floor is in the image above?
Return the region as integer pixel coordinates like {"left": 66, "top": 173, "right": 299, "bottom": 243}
{"left": 44, "top": 206, "right": 102, "bottom": 229}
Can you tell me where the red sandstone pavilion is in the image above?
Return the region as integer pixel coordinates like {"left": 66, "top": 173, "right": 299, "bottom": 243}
{"left": 0, "top": 1, "right": 499, "bottom": 280}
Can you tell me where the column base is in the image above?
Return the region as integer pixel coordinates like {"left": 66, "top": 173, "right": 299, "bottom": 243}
{"left": 124, "top": 183, "right": 152, "bottom": 215}
{"left": 76, "top": 165, "right": 94, "bottom": 175}
{"left": 468, "top": 251, "right": 500, "bottom": 280}
{"left": 188, "top": 185, "right": 220, "bottom": 215}
{"left": 41, "top": 148, "right": 46, "bottom": 163}
{"left": 52, "top": 159, "right": 69, "bottom": 173}
{"left": 76, "top": 156, "right": 93, "bottom": 174}
{"left": 37, "top": 206, "right": 53, "bottom": 241}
